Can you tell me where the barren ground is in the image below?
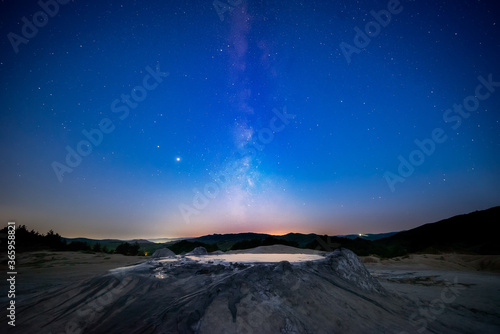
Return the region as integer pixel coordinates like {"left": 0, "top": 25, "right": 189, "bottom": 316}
{"left": 1, "top": 249, "right": 499, "bottom": 333}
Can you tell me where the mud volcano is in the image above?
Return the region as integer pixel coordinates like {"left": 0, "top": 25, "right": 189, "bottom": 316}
{"left": 9, "top": 249, "right": 436, "bottom": 333}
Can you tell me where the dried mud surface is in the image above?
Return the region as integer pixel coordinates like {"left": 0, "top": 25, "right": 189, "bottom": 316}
{"left": 1, "top": 249, "right": 499, "bottom": 333}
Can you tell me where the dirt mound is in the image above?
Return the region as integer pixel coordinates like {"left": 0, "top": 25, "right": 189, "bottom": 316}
{"left": 186, "top": 246, "right": 208, "bottom": 255}
{"left": 362, "top": 256, "right": 381, "bottom": 264}
{"left": 364, "top": 253, "right": 500, "bottom": 272}
{"left": 4, "top": 248, "right": 433, "bottom": 333}
{"left": 151, "top": 248, "right": 176, "bottom": 258}
{"left": 5, "top": 250, "right": 499, "bottom": 333}
{"left": 327, "top": 249, "right": 385, "bottom": 293}
{"left": 456, "top": 254, "right": 500, "bottom": 272}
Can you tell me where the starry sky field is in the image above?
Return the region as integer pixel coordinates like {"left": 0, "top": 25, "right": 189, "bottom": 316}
{"left": 1, "top": 0, "right": 499, "bottom": 239}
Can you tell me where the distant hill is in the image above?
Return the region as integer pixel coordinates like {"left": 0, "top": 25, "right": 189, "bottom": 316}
{"left": 374, "top": 206, "right": 500, "bottom": 255}
{"left": 191, "top": 232, "right": 326, "bottom": 251}
{"left": 165, "top": 239, "right": 219, "bottom": 254}
{"left": 55, "top": 206, "right": 499, "bottom": 257}
{"left": 187, "top": 207, "right": 500, "bottom": 256}
{"left": 146, "top": 237, "right": 191, "bottom": 243}
{"left": 190, "top": 233, "right": 272, "bottom": 251}
{"left": 62, "top": 237, "right": 154, "bottom": 246}
{"left": 61, "top": 237, "right": 160, "bottom": 254}
{"left": 274, "top": 233, "right": 321, "bottom": 248}
{"left": 192, "top": 232, "right": 270, "bottom": 243}
{"left": 337, "top": 232, "right": 400, "bottom": 241}
{"left": 189, "top": 232, "right": 401, "bottom": 250}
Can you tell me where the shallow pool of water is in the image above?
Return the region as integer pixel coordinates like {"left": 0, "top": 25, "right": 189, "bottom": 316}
{"left": 110, "top": 253, "right": 326, "bottom": 274}
{"left": 185, "top": 253, "right": 325, "bottom": 263}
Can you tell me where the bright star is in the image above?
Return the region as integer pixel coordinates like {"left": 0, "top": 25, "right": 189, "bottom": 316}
{"left": 176, "top": 157, "right": 181, "bottom": 162}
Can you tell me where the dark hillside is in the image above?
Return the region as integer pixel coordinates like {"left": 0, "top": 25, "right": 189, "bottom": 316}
{"left": 375, "top": 206, "right": 500, "bottom": 254}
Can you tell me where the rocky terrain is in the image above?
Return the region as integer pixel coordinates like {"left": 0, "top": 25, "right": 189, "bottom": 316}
{"left": 1, "top": 248, "right": 499, "bottom": 333}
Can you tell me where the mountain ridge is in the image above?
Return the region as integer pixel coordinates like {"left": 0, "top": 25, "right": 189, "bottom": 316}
{"left": 54, "top": 206, "right": 499, "bottom": 256}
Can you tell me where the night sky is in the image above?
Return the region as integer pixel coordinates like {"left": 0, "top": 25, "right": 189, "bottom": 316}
{"left": 1, "top": 0, "right": 499, "bottom": 239}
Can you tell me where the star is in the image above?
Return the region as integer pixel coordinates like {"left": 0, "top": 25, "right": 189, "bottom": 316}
{"left": 176, "top": 157, "right": 181, "bottom": 162}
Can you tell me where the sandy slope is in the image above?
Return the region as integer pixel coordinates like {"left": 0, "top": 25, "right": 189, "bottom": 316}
{"left": 363, "top": 254, "right": 500, "bottom": 333}
{"left": 1, "top": 251, "right": 146, "bottom": 284}
{"left": 361, "top": 253, "right": 500, "bottom": 272}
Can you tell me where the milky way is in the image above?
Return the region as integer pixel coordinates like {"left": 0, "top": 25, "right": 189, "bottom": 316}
{"left": 1, "top": 0, "right": 499, "bottom": 238}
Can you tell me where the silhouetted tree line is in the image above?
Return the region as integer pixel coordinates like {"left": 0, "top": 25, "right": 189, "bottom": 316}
{"left": 230, "top": 236, "right": 299, "bottom": 251}
{"left": 0, "top": 225, "right": 66, "bottom": 252}
{"left": 0, "top": 225, "right": 140, "bottom": 255}
{"left": 115, "top": 242, "right": 142, "bottom": 256}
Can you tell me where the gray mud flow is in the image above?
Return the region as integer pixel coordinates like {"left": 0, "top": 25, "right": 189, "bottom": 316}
{"left": 5, "top": 249, "right": 456, "bottom": 333}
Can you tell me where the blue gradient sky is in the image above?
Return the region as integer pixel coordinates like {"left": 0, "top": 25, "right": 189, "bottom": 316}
{"left": 1, "top": 0, "right": 499, "bottom": 239}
